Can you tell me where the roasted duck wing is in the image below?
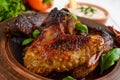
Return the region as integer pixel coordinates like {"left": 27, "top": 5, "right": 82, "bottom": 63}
{"left": 23, "top": 8, "right": 113, "bottom": 78}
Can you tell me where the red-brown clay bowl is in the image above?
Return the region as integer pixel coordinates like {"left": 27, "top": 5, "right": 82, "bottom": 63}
{"left": 0, "top": 13, "right": 120, "bottom": 80}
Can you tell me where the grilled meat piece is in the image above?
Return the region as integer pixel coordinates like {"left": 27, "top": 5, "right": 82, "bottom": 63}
{"left": 9, "top": 8, "right": 69, "bottom": 36}
{"left": 10, "top": 12, "right": 46, "bottom": 36}
{"left": 40, "top": 8, "right": 69, "bottom": 28}
{"left": 24, "top": 24, "right": 104, "bottom": 77}
{"left": 23, "top": 8, "right": 113, "bottom": 78}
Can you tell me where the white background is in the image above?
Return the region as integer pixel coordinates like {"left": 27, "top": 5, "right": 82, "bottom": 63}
{"left": 51, "top": 0, "right": 120, "bottom": 30}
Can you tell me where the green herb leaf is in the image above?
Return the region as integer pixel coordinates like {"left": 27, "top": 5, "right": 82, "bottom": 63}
{"left": 70, "top": 12, "right": 78, "bottom": 21}
{"left": 75, "top": 23, "right": 88, "bottom": 33}
{"left": 79, "top": 6, "right": 84, "bottom": 12}
{"left": 32, "top": 29, "right": 41, "bottom": 38}
{"left": 22, "top": 38, "right": 33, "bottom": 46}
{"left": 0, "top": 0, "right": 26, "bottom": 22}
{"left": 22, "top": 29, "right": 40, "bottom": 46}
{"left": 62, "top": 76, "right": 76, "bottom": 80}
{"left": 43, "top": 0, "right": 53, "bottom": 5}
{"left": 78, "top": 6, "right": 96, "bottom": 16}
{"left": 0, "top": 0, "right": 9, "bottom": 10}
{"left": 100, "top": 48, "right": 120, "bottom": 74}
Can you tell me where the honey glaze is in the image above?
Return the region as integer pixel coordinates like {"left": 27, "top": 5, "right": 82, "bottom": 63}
{"left": 9, "top": 35, "right": 115, "bottom": 80}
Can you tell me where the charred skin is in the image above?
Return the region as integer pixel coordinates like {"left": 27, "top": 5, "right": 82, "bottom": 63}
{"left": 10, "top": 12, "right": 46, "bottom": 36}
{"left": 23, "top": 8, "right": 113, "bottom": 78}
{"left": 24, "top": 24, "right": 104, "bottom": 77}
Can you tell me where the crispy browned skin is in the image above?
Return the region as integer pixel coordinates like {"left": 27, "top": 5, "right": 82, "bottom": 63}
{"left": 23, "top": 8, "right": 113, "bottom": 78}
{"left": 24, "top": 25, "right": 104, "bottom": 77}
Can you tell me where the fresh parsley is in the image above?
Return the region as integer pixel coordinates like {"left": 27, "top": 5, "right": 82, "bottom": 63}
{"left": 78, "top": 6, "right": 96, "bottom": 16}
{"left": 0, "top": 0, "right": 26, "bottom": 22}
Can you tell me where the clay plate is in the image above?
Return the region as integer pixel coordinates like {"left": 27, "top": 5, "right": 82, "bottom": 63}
{"left": 0, "top": 13, "right": 120, "bottom": 80}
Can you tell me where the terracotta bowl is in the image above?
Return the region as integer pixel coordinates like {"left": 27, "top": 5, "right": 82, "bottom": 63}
{"left": 0, "top": 13, "right": 120, "bottom": 80}
{"left": 65, "top": 2, "right": 109, "bottom": 24}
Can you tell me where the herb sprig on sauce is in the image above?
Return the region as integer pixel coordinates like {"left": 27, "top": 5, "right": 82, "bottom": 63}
{"left": 78, "top": 6, "right": 97, "bottom": 16}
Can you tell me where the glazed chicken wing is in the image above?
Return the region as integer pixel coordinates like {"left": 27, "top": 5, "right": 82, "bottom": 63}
{"left": 23, "top": 8, "right": 113, "bottom": 78}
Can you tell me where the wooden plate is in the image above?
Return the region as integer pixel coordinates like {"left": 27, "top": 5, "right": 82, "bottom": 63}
{"left": 0, "top": 13, "right": 120, "bottom": 80}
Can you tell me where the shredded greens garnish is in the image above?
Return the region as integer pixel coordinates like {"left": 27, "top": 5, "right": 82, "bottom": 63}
{"left": 78, "top": 6, "right": 96, "bottom": 16}
{"left": 0, "top": 0, "right": 26, "bottom": 22}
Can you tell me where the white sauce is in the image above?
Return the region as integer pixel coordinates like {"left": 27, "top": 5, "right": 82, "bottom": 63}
{"left": 68, "top": 5, "right": 106, "bottom": 19}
